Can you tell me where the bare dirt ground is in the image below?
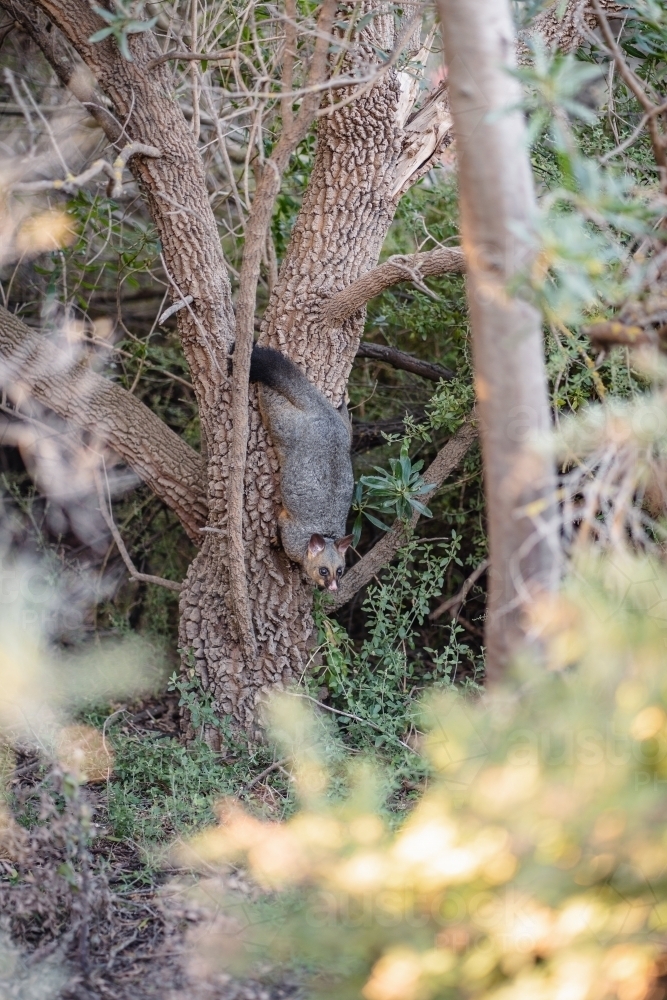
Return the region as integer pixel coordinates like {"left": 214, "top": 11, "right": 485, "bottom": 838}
{"left": 0, "top": 697, "right": 300, "bottom": 1000}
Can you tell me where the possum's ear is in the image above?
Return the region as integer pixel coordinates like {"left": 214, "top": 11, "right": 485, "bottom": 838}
{"left": 307, "top": 534, "right": 326, "bottom": 556}
{"left": 334, "top": 535, "right": 353, "bottom": 555}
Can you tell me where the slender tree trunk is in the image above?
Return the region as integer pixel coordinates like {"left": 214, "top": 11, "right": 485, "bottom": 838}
{"left": 436, "top": 0, "right": 560, "bottom": 678}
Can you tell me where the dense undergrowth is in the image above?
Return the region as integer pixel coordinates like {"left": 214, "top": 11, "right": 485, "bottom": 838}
{"left": 3, "top": 2, "right": 667, "bottom": 996}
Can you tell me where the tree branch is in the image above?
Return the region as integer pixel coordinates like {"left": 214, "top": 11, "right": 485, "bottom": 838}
{"left": 15, "top": 0, "right": 236, "bottom": 397}
{"left": 147, "top": 47, "right": 236, "bottom": 71}
{"left": 392, "top": 82, "right": 453, "bottom": 198}
{"left": 12, "top": 142, "right": 161, "bottom": 198}
{"left": 590, "top": 0, "right": 667, "bottom": 189}
{"left": 0, "top": 0, "right": 123, "bottom": 141}
{"left": 323, "top": 246, "right": 466, "bottom": 325}
{"left": 0, "top": 306, "right": 207, "bottom": 542}
{"left": 519, "top": 0, "right": 626, "bottom": 57}
{"left": 95, "top": 471, "right": 183, "bottom": 592}
{"left": 329, "top": 415, "right": 479, "bottom": 609}
{"left": 429, "top": 557, "right": 489, "bottom": 621}
{"left": 356, "top": 342, "right": 455, "bottom": 382}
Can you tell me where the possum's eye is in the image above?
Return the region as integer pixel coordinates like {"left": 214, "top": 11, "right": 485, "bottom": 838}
{"left": 336, "top": 568, "right": 343, "bottom": 577}
{"left": 319, "top": 567, "right": 329, "bottom": 578}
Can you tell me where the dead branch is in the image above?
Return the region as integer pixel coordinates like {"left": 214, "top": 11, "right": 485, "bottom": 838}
{"left": 430, "top": 558, "right": 489, "bottom": 622}
{"left": 356, "top": 342, "right": 455, "bottom": 382}
{"left": 330, "top": 415, "right": 479, "bottom": 609}
{"left": 0, "top": 306, "right": 207, "bottom": 542}
{"left": 12, "top": 142, "right": 161, "bottom": 199}
{"left": 323, "top": 246, "right": 466, "bottom": 325}
{"left": 584, "top": 320, "right": 658, "bottom": 346}
{"left": 591, "top": 0, "right": 667, "bottom": 189}
{"left": 392, "top": 82, "right": 453, "bottom": 198}
{"left": 600, "top": 100, "right": 667, "bottom": 165}
{"left": 95, "top": 472, "right": 183, "bottom": 593}
{"left": 147, "top": 47, "right": 236, "bottom": 70}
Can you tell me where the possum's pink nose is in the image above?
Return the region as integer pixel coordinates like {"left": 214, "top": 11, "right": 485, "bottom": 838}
{"left": 327, "top": 580, "right": 338, "bottom": 592}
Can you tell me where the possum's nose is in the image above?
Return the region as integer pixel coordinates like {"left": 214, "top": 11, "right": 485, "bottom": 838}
{"left": 327, "top": 580, "right": 338, "bottom": 592}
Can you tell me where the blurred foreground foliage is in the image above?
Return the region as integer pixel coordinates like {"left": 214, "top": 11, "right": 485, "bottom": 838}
{"left": 183, "top": 551, "right": 667, "bottom": 1000}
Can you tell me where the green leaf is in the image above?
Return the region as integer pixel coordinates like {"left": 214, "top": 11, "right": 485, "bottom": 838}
{"left": 88, "top": 25, "right": 116, "bottom": 41}
{"left": 364, "top": 512, "right": 390, "bottom": 531}
{"left": 409, "top": 499, "right": 433, "bottom": 518}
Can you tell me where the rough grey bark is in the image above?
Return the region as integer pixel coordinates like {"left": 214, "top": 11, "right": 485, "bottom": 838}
{"left": 2, "top": 0, "right": 438, "bottom": 735}
{"left": 437, "top": 0, "right": 560, "bottom": 679}
{"left": 0, "top": 306, "right": 207, "bottom": 541}
{"left": 179, "top": 12, "right": 416, "bottom": 734}
{"left": 520, "top": 0, "right": 626, "bottom": 55}
{"left": 226, "top": 0, "right": 338, "bottom": 665}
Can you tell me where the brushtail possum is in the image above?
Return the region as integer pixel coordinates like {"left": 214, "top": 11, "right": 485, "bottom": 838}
{"left": 249, "top": 345, "right": 354, "bottom": 592}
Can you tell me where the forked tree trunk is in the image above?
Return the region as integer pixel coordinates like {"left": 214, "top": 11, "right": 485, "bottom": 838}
{"left": 181, "top": 15, "right": 407, "bottom": 736}
{"left": 437, "top": 0, "right": 560, "bottom": 678}
{"left": 3, "top": 0, "right": 417, "bottom": 737}
{"left": 1, "top": 0, "right": 579, "bottom": 729}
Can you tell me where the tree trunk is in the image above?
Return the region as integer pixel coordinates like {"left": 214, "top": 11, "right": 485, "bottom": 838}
{"left": 2, "top": 0, "right": 443, "bottom": 737}
{"left": 437, "top": 0, "right": 560, "bottom": 679}
{"left": 182, "top": 13, "right": 409, "bottom": 737}
{"left": 2, "top": 0, "right": 581, "bottom": 726}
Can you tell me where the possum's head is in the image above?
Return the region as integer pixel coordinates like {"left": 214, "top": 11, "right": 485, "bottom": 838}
{"left": 303, "top": 534, "right": 353, "bottom": 592}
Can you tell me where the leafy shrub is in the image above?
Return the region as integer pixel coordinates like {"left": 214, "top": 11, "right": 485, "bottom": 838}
{"left": 182, "top": 551, "right": 667, "bottom": 1000}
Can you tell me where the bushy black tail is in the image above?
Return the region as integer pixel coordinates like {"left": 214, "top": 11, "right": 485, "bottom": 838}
{"left": 250, "top": 345, "right": 321, "bottom": 409}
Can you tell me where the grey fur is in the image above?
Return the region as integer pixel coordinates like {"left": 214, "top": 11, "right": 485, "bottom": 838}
{"left": 250, "top": 346, "right": 354, "bottom": 588}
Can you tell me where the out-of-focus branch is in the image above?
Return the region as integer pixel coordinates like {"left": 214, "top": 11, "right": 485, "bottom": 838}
{"left": 147, "top": 47, "right": 236, "bottom": 70}
{"left": 12, "top": 142, "right": 161, "bottom": 198}
{"left": 323, "top": 246, "right": 466, "bottom": 324}
{"left": 329, "top": 416, "right": 478, "bottom": 609}
{"left": 430, "top": 558, "right": 489, "bottom": 622}
{"left": 0, "top": 306, "right": 207, "bottom": 542}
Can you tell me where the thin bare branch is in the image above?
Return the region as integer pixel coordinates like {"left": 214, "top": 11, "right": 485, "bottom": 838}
{"left": 600, "top": 100, "right": 667, "bottom": 164}
{"left": 12, "top": 142, "right": 161, "bottom": 198}
{"left": 146, "top": 47, "right": 236, "bottom": 70}
{"left": 95, "top": 470, "right": 183, "bottom": 592}
{"left": 430, "top": 558, "right": 489, "bottom": 621}
{"left": 330, "top": 416, "right": 479, "bottom": 610}
{"left": 591, "top": 0, "right": 667, "bottom": 187}
{"left": 356, "top": 342, "right": 455, "bottom": 382}
{"left": 281, "top": 0, "right": 297, "bottom": 130}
